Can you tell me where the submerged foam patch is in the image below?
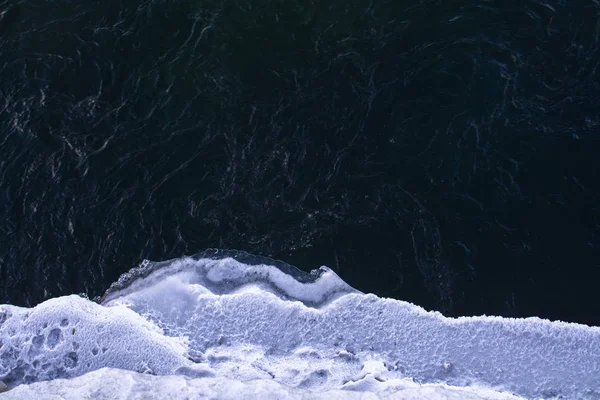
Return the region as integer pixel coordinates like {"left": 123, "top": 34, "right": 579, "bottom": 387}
{"left": 2, "top": 253, "right": 600, "bottom": 399}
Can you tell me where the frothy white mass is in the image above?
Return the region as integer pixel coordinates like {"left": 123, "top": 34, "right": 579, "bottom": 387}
{"left": 1, "top": 253, "right": 599, "bottom": 399}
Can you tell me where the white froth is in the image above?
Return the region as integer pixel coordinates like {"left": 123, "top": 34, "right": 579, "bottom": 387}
{"left": 0, "top": 296, "right": 189, "bottom": 385}
{"left": 1, "top": 367, "right": 524, "bottom": 400}
{"left": 101, "top": 256, "right": 358, "bottom": 306}
{"left": 205, "top": 259, "right": 354, "bottom": 303}
{"left": 2, "top": 256, "right": 599, "bottom": 399}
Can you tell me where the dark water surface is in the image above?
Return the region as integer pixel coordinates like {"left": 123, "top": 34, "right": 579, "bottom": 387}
{"left": 1, "top": 0, "right": 599, "bottom": 325}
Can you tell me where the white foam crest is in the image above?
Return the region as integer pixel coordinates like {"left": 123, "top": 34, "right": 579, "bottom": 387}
{"left": 102, "top": 256, "right": 600, "bottom": 400}
{"left": 2, "top": 254, "right": 599, "bottom": 399}
{"left": 101, "top": 255, "right": 358, "bottom": 306}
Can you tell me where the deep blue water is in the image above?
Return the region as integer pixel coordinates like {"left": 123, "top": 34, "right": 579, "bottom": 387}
{"left": 0, "top": 0, "right": 599, "bottom": 326}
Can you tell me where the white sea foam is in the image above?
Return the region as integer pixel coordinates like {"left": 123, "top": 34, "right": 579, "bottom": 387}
{"left": 1, "top": 367, "right": 524, "bottom": 400}
{"left": 1, "top": 253, "right": 599, "bottom": 399}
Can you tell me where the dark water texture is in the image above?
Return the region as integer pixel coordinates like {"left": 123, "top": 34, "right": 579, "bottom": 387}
{"left": 0, "top": 0, "right": 599, "bottom": 325}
